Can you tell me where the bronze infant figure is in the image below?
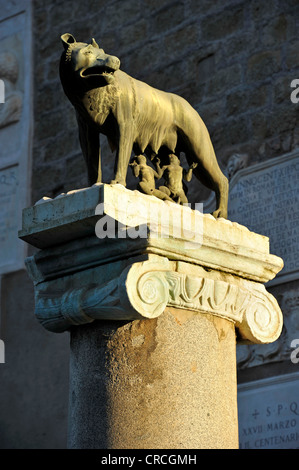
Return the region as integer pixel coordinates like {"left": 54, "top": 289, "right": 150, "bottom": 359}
{"left": 59, "top": 33, "right": 228, "bottom": 218}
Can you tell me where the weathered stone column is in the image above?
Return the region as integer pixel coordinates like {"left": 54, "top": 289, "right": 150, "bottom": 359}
{"left": 19, "top": 184, "right": 284, "bottom": 449}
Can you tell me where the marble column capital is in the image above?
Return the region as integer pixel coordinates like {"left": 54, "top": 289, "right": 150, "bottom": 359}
{"left": 28, "top": 255, "right": 282, "bottom": 344}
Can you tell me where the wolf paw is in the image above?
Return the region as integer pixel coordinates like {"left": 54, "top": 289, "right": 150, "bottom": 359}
{"left": 212, "top": 208, "right": 227, "bottom": 219}
{"left": 110, "top": 178, "right": 126, "bottom": 186}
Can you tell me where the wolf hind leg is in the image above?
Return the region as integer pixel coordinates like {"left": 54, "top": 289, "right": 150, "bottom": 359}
{"left": 211, "top": 173, "right": 229, "bottom": 219}
{"left": 192, "top": 162, "right": 228, "bottom": 219}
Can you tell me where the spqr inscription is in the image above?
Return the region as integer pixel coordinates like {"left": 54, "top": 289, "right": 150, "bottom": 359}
{"left": 238, "top": 373, "right": 299, "bottom": 449}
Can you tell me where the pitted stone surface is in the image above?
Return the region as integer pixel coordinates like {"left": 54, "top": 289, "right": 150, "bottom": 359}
{"left": 68, "top": 309, "right": 238, "bottom": 449}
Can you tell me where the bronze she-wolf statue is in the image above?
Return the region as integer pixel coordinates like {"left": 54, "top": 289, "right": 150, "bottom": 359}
{"left": 59, "top": 33, "right": 228, "bottom": 218}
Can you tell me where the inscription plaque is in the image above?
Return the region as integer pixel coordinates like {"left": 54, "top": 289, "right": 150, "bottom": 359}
{"left": 0, "top": 165, "right": 22, "bottom": 271}
{"left": 228, "top": 150, "right": 299, "bottom": 285}
{"left": 238, "top": 373, "right": 299, "bottom": 449}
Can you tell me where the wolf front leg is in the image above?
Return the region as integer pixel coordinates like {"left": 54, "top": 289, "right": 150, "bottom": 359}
{"left": 111, "top": 126, "right": 134, "bottom": 186}
{"left": 76, "top": 112, "right": 101, "bottom": 185}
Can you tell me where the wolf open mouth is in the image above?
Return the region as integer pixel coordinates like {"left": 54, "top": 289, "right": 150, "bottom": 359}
{"left": 80, "top": 65, "right": 115, "bottom": 78}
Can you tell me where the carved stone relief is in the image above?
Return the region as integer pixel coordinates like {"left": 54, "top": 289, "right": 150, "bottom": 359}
{"left": 0, "top": 33, "right": 24, "bottom": 160}
{"left": 0, "top": 50, "right": 23, "bottom": 129}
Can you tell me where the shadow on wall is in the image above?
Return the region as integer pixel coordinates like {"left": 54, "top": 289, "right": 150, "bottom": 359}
{"left": 0, "top": 270, "right": 70, "bottom": 449}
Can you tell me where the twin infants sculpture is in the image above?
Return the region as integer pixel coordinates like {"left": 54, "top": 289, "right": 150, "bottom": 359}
{"left": 59, "top": 33, "right": 228, "bottom": 218}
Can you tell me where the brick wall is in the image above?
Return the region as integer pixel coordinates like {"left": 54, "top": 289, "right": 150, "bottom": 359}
{"left": 32, "top": 0, "right": 299, "bottom": 203}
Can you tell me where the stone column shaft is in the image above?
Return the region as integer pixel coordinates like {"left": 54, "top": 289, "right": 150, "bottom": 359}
{"left": 68, "top": 310, "right": 238, "bottom": 449}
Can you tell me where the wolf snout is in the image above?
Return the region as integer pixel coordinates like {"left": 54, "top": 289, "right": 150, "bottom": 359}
{"left": 102, "top": 55, "right": 120, "bottom": 71}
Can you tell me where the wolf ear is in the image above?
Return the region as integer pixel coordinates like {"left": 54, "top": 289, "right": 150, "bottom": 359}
{"left": 91, "top": 38, "right": 100, "bottom": 48}
{"left": 61, "top": 33, "right": 76, "bottom": 50}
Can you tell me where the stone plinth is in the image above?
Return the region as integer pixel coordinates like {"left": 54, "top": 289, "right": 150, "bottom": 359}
{"left": 19, "top": 183, "right": 284, "bottom": 449}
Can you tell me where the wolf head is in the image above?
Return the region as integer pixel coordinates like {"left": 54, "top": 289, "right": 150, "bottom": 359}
{"left": 60, "top": 33, "right": 120, "bottom": 85}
